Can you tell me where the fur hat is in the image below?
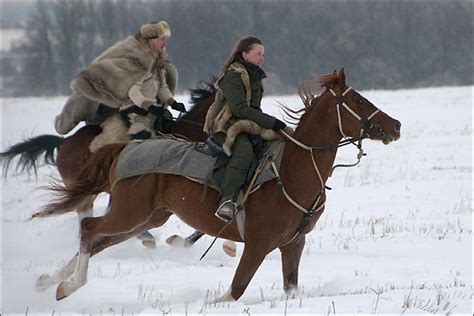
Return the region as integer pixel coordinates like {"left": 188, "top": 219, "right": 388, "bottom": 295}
{"left": 140, "top": 21, "right": 171, "bottom": 39}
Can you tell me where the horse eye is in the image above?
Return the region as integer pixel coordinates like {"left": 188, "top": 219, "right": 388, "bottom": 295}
{"left": 357, "top": 99, "right": 364, "bottom": 106}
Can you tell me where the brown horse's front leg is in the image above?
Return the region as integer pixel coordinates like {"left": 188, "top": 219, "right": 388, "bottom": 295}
{"left": 279, "top": 235, "right": 305, "bottom": 294}
{"left": 225, "top": 242, "right": 273, "bottom": 301}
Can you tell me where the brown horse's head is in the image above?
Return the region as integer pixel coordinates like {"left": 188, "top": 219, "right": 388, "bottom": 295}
{"left": 316, "top": 68, "right": 401, "bottom": 144}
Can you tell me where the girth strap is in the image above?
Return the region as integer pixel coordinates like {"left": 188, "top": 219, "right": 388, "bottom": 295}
{"left": 269, "top": 159, "right": 327, "bottom": 248}
{"left": 270, "top": 161, "right": 325, "bottom": 215}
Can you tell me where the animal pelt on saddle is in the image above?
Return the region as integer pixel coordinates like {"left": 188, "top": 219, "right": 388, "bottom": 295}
{"left": 71, "top": 35, "right": 172, "bottom": 109}
{"left": 89, "top": 114, "right": 129, "bottom": 153}
{"left": 203, "top": 62, "right": 293, "bottom": 156}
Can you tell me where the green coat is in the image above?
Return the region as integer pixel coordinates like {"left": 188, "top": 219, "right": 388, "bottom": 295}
{"left": 213, "top": 58, "right": 276, "bottom": 199}
{"left": 218, "top": 58, "right": 277, "bottom": 130}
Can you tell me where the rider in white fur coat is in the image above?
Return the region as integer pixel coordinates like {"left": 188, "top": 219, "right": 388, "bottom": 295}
{"left": 54, "top": 21, "right": 185, "bottom": 151}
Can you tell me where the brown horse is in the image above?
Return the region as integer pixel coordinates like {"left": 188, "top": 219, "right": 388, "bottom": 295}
{"left": 1, "top": 82, "right": 214, "bottom": 247}
{"left": 39, "top": 69, "right": 401, "bottom": 301}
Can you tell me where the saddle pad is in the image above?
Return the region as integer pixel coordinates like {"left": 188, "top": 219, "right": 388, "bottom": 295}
{"left": 115, "top": 138, "right": 280, "bottom": 188}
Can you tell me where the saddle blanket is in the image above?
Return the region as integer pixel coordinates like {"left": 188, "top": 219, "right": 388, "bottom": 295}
{"left": 115, "top": 137, "right": 280, "bottom": 190}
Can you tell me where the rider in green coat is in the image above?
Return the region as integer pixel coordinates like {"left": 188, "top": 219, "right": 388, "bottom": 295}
{"left": 205, "top": 36, "right": 286, "bottom": 222}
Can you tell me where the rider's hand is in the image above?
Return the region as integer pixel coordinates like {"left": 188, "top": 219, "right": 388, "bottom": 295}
{"left": 148, "top": 104, "right": 165, "bottom": 117}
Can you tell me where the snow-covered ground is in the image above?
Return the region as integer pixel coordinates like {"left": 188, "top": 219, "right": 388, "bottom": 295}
{"left": 1, "top": 86, "right": 472, "bottom": 314}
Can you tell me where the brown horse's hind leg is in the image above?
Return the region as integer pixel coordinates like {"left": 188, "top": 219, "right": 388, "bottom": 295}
{"left": 279, "top": 235, "right": 305, "bottom": 294}
{"left": 99, "top": 194, "right": 157, "bottom": 249}
{"left": 36, "top": 195, "right": 95, "bottom": 293}
{"left": 55, "top": 175, "right": 158, "bottom": 301}
{"left": 38, "top": 209, "right": 171, "bottom": 293}
{"left": 91, "top": 208, "right": 172, "bottom": 256}
{"left": 36, "top": 254, "right": 78, "bottom": 292}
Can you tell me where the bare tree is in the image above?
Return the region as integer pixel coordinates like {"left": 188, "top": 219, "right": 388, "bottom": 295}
{"left": 8, "top": 0, "right": 473, "bottom": 97}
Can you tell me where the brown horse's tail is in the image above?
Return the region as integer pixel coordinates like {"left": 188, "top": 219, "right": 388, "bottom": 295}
{"left": 31, "top": 143, "right": 127, "bottom": 220}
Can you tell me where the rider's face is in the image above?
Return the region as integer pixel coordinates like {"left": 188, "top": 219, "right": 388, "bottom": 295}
{"left": 148, "top": 36, "right": 168, "bottom": 55}
{"left": 242, "top": 44, "right": 265, "bottom": 67}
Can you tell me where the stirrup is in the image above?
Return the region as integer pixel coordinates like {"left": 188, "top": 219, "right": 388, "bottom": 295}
{"left": 205, "top": 137, "right": 227, "bottom": 156}
{"left": 214, "top": 199, "right": 236, "bottom": 223}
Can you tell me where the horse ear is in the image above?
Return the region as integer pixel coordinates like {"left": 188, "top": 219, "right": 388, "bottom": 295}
{"left": 339, "top": 67, "right": 346, "bottom": 85}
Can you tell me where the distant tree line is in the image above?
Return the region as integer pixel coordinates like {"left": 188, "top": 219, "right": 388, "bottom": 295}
{"left": 3, "top": 0, "right": 472, "bottom": 97}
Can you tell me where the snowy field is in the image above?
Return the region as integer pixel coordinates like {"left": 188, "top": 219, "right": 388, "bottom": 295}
{"left": 1, "top": 86, "right": 472, "bottom": 314}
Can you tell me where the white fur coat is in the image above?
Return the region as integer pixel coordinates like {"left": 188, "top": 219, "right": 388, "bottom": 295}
{"left": 71, "top": 36, "right": 157, "bottom": 109}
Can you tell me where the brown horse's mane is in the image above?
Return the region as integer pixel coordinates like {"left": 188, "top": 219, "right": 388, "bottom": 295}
{"left": 280, "top": 71, "right": 338, "bottom": 125}
{"left": 317, "top": 71, "right": 340, "bottom": 90}
{"left": 188, "top": 76, "right": 217, "bottom": 108}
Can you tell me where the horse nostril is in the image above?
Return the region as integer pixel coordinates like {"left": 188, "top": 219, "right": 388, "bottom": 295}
{"left": 394, "top": 120, "right": 401, "bottom": 132}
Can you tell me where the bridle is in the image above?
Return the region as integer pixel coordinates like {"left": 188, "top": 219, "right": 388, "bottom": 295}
{"left": 274, "top": 86, "right": 382, "bottom": 247}
{"left": 330, "top": 86, "right": 381, "bottom": 139}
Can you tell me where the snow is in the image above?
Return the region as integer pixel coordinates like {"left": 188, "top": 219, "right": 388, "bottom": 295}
{"left": 1, "top": 86, "right": 473, "bottom": 314}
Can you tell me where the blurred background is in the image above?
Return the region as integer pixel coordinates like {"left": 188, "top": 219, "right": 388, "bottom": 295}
{"left": 1, "top": 0, "right": 472, "bottom": 97}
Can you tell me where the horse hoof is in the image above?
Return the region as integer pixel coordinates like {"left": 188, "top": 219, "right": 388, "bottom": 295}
{"left": 166, "top": 235, "right": 186, "bottom": 247}
{"left": 36, "top": 274, "right": 54, "bottom": 292}
{"left": 141, "top": 239, "right": 156, "bottom": 249}
{"left": 284, "top": 285, "right": 299, "bottom": 298}
{"left": 222, "top": 240, "right": 236, "bottom": 257}
{"left": 55, "top": 276, "right": 86, "bottom": 301}
{"left": 137, "top": 231, "right": 156, "bottom": 249}
{"left": 56, "top": 282, "right": 68, "bottom": 301}
{"left": 213, "top": 287, "right": 235, "bottom": 303}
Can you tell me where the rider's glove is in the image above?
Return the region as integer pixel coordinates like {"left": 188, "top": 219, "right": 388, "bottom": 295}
{"left": 148, "top": 104, "right": 166, "bottom": 117}
{"left": 272, "top": 119, "right": 286, "bottom": 131}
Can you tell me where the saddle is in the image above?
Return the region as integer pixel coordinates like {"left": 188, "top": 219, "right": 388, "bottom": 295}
{"left": 115, "top": 136, "right": 285, "bottom": 193}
